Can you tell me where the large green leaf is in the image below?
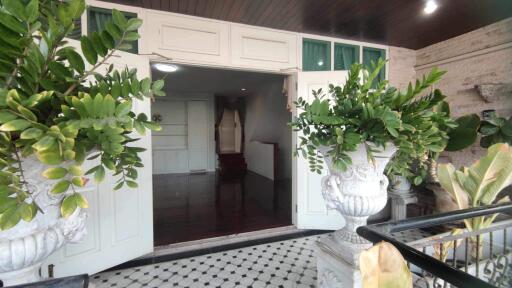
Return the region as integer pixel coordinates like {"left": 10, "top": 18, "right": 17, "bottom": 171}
{"left": 0, "top": 111, "right": 17, "bottom": 123}
{"left": 65, "top": 49, "right": 85, "bottom": 73}
{"left": 0, "top": 207, "right": 21, "bottom": 230}
{"left": 48, "top": 61, "right": 72, "bottom": 79}
{"left": 0, "top": 10, "right": 26, "bottom": 34}
{"left": 36, "top": 150, "right": 63, "bottom": 165}
{"left": 42, "top": 167, "right": 68, "bottom": 179}
{"left": 115, "top": 100, "right": 132, "bottom": 117}
{"left": 32, "top": 135, "right": 55, "bottom": 151}
{"left": 0, "top": 119, "right": 31, "bottom": 131}
{"left": 67, "top": 0, "right": 86, "bottom": 19}
{"left": 51, "top": 180, "right": 71, "bottom": 194}
{"left": 94, "top": 165, "right": 105, "bottom": 182}
{"left": 91, "top": 31, "right": 107, "bottom": 57}
{"left": 2, "top": 0, "right": 27, "bottom": 21}
{"left": 61, "top": 194, "right": 77, "bottom": 217}
{"left": 437, "top": 163, "right": 469, "bottom": 210}
{"left": 445, "top": 114, "right": 480, "bottom": 151}
{"left": 112, "top": 9, "right": 128, "bottom": 30}
{"left": 80, "top": 36, "right": 97, "bottom": 65}
{"left": 477, "top": 144, "right": 512, "bottom": 204}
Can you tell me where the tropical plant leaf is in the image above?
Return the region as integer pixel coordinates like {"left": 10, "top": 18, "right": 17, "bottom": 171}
{"left": 359, "top": 241, "right": 412, "bottom": 288}
{"left": 437, "top": 164, "right": 469, "bottom": 210}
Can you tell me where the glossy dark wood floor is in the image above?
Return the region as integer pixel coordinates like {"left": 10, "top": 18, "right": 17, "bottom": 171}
{"left": 153, "top": 171, "right": 292, "bottom": 246}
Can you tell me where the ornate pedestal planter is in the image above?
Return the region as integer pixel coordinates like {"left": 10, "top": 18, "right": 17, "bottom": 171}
{"left": 389, "top": 175, "right": 417, "bottom": 221}
{"left": 0, "top": 157, "right": 90, "bottom": 286}
{"left": 316, "top": 143, "right": 396, "bottom": 288}
{"left": 390, "top": 175, "right": 412, "bottom": 192}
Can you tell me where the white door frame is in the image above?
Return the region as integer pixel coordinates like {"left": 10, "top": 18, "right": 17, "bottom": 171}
{"left": 148, "top": 60, "right": 299, "bottom": 228}
{"left": 85, "top": 0, "right": 389, "bottom": 236}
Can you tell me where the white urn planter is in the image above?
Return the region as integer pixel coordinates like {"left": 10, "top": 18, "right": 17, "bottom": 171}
{"left": 0, "top": 156, "right": 90, "bottom": 286}
{"left": 390, "top": 175, "right": 412, "bottom": 193}
{"left": 320, "top": 142, "right": 397, "bottom": 255}
{"left": 316, "top": 143, "right": 396, "bottom": 288}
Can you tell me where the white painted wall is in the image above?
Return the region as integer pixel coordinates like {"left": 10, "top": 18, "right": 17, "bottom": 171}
{"left": 245, "top": 77, "right": 292, "bottom": 180}
{"left": 152, "top": 93, "right": 215, "bottom": 174}
{"left": 246, "top": 142, "right": 275, "bottom": 180}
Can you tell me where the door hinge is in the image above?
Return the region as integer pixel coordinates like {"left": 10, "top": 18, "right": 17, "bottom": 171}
{"left": 295, "top": 204, "right": 298, "bottom": 212}
{"left": 48, "top": 264, "right": 55, "bottom": 278}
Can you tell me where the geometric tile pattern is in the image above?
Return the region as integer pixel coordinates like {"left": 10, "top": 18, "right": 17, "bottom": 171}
{"left": 91, "top": 234, "right": 328, "bottom": 288}
{"left": 391, "top": 228, "right": 438, "bottom": 243}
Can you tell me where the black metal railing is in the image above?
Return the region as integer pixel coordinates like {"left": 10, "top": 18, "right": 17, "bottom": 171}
{"left": 4, "top": 274, "right": 88, "bottom": 288}
{"left": 357, "top": 202, "right": 512, "bottom": 288}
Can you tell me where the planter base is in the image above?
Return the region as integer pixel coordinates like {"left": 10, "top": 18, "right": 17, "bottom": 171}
{"left": 316, "top": 234, "right": 367, "bottom": 288}
{"left": 0, "top": 156, "right": 91, "bottom": 286}
{"left": 389, "top": 190, "right": 417, "bottom": 221}
{"left": 0, "top": 263, "right": 41, "bottom": 286}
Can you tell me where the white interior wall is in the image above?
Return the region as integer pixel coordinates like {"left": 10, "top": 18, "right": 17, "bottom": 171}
{"left": 246, "top": 142, "right": 276, "bottom": 180}
{"left": 244, "top": 77, "right": 292, "bottom": 180}
{"left": 152, "top": 93, "right": 215, "bottom": 174}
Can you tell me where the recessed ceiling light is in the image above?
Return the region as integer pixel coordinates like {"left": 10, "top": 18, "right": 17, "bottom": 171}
{"left": 241, "top": 88, "right": 246, "bottom": 91}
{"left": 424, "top": 0, "right": 438, "bottom": 14}
{"left": 153, "top": 63, "right": 178, "bottom": 73}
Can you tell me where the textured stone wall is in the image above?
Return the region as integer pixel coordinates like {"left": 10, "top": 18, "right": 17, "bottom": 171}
{"left": 388, "top": 46, "right": 416, "bottom": 90}
{"left": 416, "top": 17, "right": 512, "bottom": 118}
{"left": 415, "top": 17, "right": 512, "bottom": 167}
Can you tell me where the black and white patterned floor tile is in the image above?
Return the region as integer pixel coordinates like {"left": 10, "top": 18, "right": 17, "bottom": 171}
{"left": 91, "top": 234, "right": 328, "bottom": 288}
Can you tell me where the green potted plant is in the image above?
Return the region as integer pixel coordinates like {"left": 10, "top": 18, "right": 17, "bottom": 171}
{"left": 478, "top": 112, "right": 512, "bottom": 147}
{"left": 431, "top": 111, "right": 511, "bottom": 213}
{"left": 438, "top": 143, "right": 512, "bottom": 258}
{"left": 0, "top": 0, "right": 163, "bottom": 285}
{"left": 385, "top": 99, "right": 459, "bottom": 194}
{"left": 290, "top": 59, "right": 454, "bottom": 247}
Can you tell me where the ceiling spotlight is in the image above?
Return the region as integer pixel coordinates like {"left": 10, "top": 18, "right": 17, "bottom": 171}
{"left": 241, "top": 88, "right": 246, "bottom": 91}
{"left": 424, "top": 0, "right": 438, "bottom": 14}
{"left": 153, "top": 63, "right": 178, "bottom": 73}
{"left": 318, "top": 60, "right": 324, "bottom": 66}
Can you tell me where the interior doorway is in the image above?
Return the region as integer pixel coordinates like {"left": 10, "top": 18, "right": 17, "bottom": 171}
{"left": 150, "top": 64, "right": 293, "bottom": 246}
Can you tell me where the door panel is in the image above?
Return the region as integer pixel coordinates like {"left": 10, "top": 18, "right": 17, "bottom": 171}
{"left": 143, "top": 11, "right": 230, "bottom": 65}
{"left": 42, "top": 40, "right": 154, "bottom": 277}
{"left": 230, "top": 25, "right": 298, "bottom": 69}
{"left": 295, "top": 71, "right": 349, "bottom": 230}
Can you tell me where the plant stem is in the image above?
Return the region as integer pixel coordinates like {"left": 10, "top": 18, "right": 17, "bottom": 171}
{"left": 5, "top": 46, "right": 30, "bottom": 88}
{"left": 5, "top": 22, "right": 32, "bottom": 88}
{"left": 63, "top": 32, "right": 127, "bottom": 97}
{"left": 12, "top": 144, "right": 30, "bottom": 194}
{"left": 12, "top": 144, "right": 44, "bottom": 213}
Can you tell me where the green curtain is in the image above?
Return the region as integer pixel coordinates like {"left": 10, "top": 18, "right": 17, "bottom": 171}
{"left": 68, "top": 18, "right": 82, "bottom": 40}
{"left": 363, "top": 47, "right": 386, "bottom": 88}
{"left": 334, "top": 44, "right": 359, "bottom": 70}
{"left": 302, "top": 39, "right": 330, "bottom": 71}
{"left": 88, "top": 7, "right": 138, "bottom": 54}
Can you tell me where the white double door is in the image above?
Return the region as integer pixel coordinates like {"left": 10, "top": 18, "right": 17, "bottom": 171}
{"left": 293, "top": 70, "right": 350, "bottom": 230}
{"left": 41, "top": 43, "right": 154, "bottom": 278}
{"left": 43, "top": 59, "right": 351, "bottom": 277}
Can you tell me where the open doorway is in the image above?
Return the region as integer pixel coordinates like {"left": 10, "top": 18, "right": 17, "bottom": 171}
{"left": 151, "top": 64, "right": 293, "bottom": 246}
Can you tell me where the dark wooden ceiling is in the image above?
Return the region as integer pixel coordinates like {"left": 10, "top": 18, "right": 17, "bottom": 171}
{"left": 102, "top": 0, "right": 512, "bottom": 49}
